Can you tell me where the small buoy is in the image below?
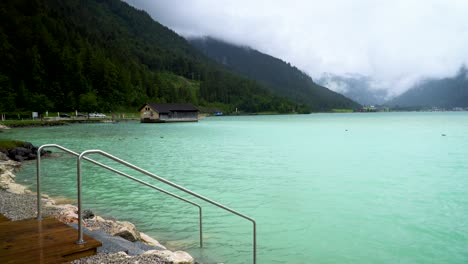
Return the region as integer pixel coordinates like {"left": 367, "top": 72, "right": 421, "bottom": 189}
{"left": 345, "top": 129, "right": 348, "bottom": 131}
{"left": 160, "top": 136, "right": 164, "bottom": 138}
{"left": 441, "top": 134, "right": 446, "bottom": 136}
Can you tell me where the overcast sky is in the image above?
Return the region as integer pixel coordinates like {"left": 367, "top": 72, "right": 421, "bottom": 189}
{"left": 125, "top": 0, "right": 468, "bottom": 96}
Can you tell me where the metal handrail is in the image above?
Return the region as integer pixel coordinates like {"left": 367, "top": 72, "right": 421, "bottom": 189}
{"left": 78, "top": 149, "right": 257, "bottom": 264}
{"left": 37, "top": 144, "right": 80, "bottom": 220}
{"left": 36, "top": 144, "right": 203, "bottom": 247}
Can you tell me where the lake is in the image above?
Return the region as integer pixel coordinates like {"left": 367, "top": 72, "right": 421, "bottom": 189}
{"left": 2, "top": 112, "right": 468, "bottom": 263}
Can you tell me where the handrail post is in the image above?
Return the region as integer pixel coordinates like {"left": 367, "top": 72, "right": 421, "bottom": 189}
{"left": 199, "top": 207, "right": 203, "bottom": 248}
{"left": 37, "top": 144, "right": 81, "bottom": 220}
{"left": 76, "top": 153, "right": 85, "bottom": 244}
{"left": 253, "top": 222, "right": 256, "bottom": 264}
{"left": 36, "top": 147, "right": 42, "bottom": 220}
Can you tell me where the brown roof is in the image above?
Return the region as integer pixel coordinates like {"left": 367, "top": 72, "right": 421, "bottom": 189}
{"left": 139, "top": 103, "right": 199, "bottom": 113}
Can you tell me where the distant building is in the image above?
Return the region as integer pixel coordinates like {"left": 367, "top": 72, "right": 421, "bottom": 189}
{"left": 138, "top": 103, "right": 199, "bottom": 123}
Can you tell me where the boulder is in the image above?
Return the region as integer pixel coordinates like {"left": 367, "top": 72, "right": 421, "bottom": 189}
{"left": 0, "top": 152, "right": 8, "bottom": 161}
{"left": 3, "top": 142, "right": 49, "bottom": 161}
{"left": 0, "top": 168, "right": 18, "bottom": 190}
{"left": 5, "top": 182, "right": 28, "bottom": 194}
{"left": 95, "top": 215, "right": 106, "bottom": 222}
{"left": 113, "top": 251, "right": 131, "bottom": 259}
{"left": 0, "top": 160, "right": 21, "bottom": 169}
{"left": 13, "top": 155, "right": 24, "bottom": 162}
{"left": 0, "top": 166, "right": 15, "bottom": 178}
{"left": 23, "top": 142, "right": 34, "bottom": 149}
{"left": 83, "top": 209, "right": 95, "bottom": 219}
{"left": 44, "top": 199, "right": 56, "bottom": 207}
{"left": 110, "top": 221, "right": 141, "bottom": 242}
{"left": 140, "top": 232, "right": 167, "bottom": 249}
{"left": 55, "top": 204, "right": 79, "bottom": 224}
{"left": 143, "top": 249, "right": 194, "bottom": 264}
{"left": 8, "top": 147, "right": 32, "bottom": 158}
{"left": 0, "top": 169, "right": 15, "bottom": 181}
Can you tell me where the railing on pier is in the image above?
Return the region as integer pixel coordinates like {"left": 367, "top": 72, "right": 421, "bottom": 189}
{"left": 36, "top": 144, "right": 203, "bottom": 246}
{"left": 36, "top": 144, "right": 256, "bottom": 264}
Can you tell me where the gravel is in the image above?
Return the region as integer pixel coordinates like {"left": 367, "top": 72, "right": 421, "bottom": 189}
{"left": 71, "top": 252, "right": 169, "bottom": 264}
{"left": 0, "top": 189, "right": 60, "bottom": 220}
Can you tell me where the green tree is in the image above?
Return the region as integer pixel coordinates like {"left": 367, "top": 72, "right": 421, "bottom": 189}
{"left": 79, "top": 91, "right": 98, "bottom": 114}
{"left": 0, "top": 74, "right": 15, "bottom": 112}
{"left": 29, "top": 93, "right": 53, "bottom": 114}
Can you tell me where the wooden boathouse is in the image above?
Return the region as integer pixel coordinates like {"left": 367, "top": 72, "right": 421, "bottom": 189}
{"left": 139, "top": 103, "right": 199, "bottom": 123}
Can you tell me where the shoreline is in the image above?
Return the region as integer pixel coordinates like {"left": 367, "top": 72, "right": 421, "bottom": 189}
{"left": 0, "top": 154, "right": 195, "bottom": 264}
{"left": 0, "top": 118, "right": 140, "bottom": 128}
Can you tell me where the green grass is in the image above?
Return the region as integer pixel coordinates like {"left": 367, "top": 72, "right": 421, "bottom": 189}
{"left": 1, "top": 120, "right": 46, "bottom": 125}
{"left": 331, "top": 109, "right": 354, "bottom": 113}
{"left": 0, "top": 139, "right": 26, "bottom": 150}
{"left": 0, "top": 119, "right": 67, "bottom": 128}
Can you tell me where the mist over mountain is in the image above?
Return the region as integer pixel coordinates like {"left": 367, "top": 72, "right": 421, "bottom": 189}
{"left": 317, "top": 73, "right": 389, "bottom": 106}
{"left": 189, "top": 37, "right": 360, "bottom": 111}
{"left": 386, "top": 67, "right": 468, "bottom": 108}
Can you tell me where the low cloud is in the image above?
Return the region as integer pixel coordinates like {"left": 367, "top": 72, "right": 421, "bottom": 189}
{"left": 125, "top": 0, "right": 468, "bottom": 96}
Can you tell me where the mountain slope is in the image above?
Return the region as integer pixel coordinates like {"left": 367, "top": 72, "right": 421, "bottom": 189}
{"left": 189, "top": 37, "right": 360, "bottom": 111}
{"left": 0, "top": 0, "right": 305, "bottom": 114}
{"left": 386, "top": 68, "right": 468, "bottom": 108}
{"left": 317, "top": 73, "right": 389, "bottom": 106}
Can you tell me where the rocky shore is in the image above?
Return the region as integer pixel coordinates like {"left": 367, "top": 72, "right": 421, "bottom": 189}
{"left": 0, "top": 141, "right": 51, "bottom": 162}
{"left": 0, "top": 148, "right": 195, "bottom": 264}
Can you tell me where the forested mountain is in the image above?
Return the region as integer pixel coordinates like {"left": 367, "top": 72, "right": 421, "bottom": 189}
{"left": 0, "top": 0, "right": 309, "bottom": 115}
{"left": 189, "top": 37, "right": 360, "bottom": 111}
{"left": 317, "top": 73, "right": 388, "bottom": 106}
{"left": 386, "top": 67, "right": 468, "bottom": 108}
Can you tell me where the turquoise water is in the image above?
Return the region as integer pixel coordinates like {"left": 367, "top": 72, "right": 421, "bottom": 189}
{"left": 2, "top": 112, "right": 468, "bottom": 263}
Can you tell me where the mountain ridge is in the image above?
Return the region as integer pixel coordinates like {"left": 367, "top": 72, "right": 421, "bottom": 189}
{"left": 386, "top": 67, "right": 468, "bottom": 108}
{"left": 189, "top": 37, "right": 360, "bottom": 111}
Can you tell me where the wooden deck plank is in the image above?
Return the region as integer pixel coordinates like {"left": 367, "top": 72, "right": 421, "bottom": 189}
{"left": 0, "top": 216, "right": 101, "bottom": 263}
{"left": 0, "top": 214, "right": 10, "bottom": 223}
{"left": 0, "top": 218, "right": 69, "bottom": 238}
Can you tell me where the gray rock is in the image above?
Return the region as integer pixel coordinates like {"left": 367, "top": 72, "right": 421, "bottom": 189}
{"left": 23, "top": 142, "right": 34, "bottom": 149}
{"left": 144, "top": 249, "right": 194, "bottom": 264}
{"left": 9, "top": 147, "right": 31, "bottom": 157}
{"left": 112, "top": 221, "right": 141, "bottom": 242}
{"left": 4, "top": 143, "right": 49, "bottom": 161}
{"left": 83, "top": 209, "right": 95, "bottom": 219}
{"left": 13, "top": 155, "right": 24, "bottom": 162}
{"left": 68, "top": 223, "right": 164, "bottom": 255}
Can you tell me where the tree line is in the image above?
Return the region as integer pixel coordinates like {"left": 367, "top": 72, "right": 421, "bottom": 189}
{"left": 0, "top": 0, "right": 308, "bottom": 116}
